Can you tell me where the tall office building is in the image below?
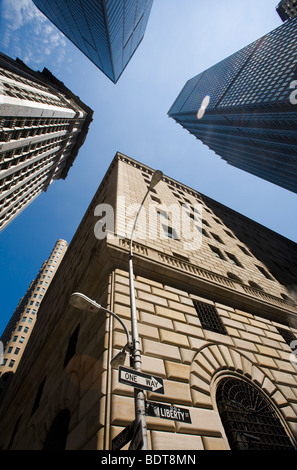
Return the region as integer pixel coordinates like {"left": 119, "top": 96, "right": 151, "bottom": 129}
{"left": 0, "top": 153, "right": 296, "bottom": 450}
{"left": 0, "top": 52, "right": 93, "bottom": 232}
{"left": 0, "top": 240, "right": 68, "bottom": 399}
{"left": 32, "top": 0, "right": 154, "bottom": 83}
{"left": 168, "top": 18, "right": 297, "bottom": 194}
{"left": 277, "top": 0, "right": 297, "bottom": 21}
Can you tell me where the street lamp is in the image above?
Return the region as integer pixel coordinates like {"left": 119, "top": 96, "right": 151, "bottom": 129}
{"left": 69, "top": 168, "right": 163, "bottom": 450}
{"left": 69, "top": 292, "right": 132, "bottom": 368}
{"left": 128, "top": 169, "right": 163, "bottom": 450}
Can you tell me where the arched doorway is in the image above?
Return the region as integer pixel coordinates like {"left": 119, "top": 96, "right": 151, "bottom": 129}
{"left": 216, "top": 377, "right": 295, "bottom": 450}
{"left": 43, "top": 409, "right": 70, "bottom": 450}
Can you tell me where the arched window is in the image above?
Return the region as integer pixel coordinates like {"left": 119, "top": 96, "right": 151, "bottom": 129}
{"left": 248, "top": 280, "right": 264, "bottom": 291}
{"left": 64, "top": 324, "right": 80, "bottom": 368}
{"left": 227, "top": 272, "right": 242, "bottom": 283}
{"left": 216, "top": 377, "right": 295, "bottom": 450}
{"left": 43, "top": 409, "right": 70, "bottom": 450}
{"left": 31, "top": 376, "right": 46, "bottom": 416}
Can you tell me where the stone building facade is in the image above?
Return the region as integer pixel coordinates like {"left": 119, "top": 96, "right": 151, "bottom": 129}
{"left": 0, "top": 239, "right": 68, "bottom": 387}
{"left": 0, "top": 52, "right": 93, "bottom": 232}
{"left": 0, "top": 152, "right": 296, "bottom": 450}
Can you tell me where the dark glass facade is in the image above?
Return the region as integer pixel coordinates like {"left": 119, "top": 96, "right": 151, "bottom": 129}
{"left": 168, "top": 18, "right": 297, "bottom": 194}
{"left": 32, "top": 0, "right": 154, "bottom": 83}
{"left": 276, "top": 0, "right": 297, "bottom": 21}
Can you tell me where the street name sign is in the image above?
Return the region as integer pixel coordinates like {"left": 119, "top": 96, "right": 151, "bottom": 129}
{"left": 145, "top": 401, "right": 192, "bottom": 423}
{"left": 118, "top": 366, "right": 164, "bottom": 394}
{"left": 128, "top": 421, "right": 143, "bottom": 450}
{"left": 112, "top": 420, "right": 135, "bottom": 450}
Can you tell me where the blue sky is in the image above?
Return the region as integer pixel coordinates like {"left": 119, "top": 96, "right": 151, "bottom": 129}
{"left": 0, "top": 0, "right": 297, "bottom": 336}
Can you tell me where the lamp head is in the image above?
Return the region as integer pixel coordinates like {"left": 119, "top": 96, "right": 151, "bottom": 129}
{"left": 149, "top": 170, "right": 163, "bottom": 189}
{"left": 110, "top": 350, "right": 127, "bottom": 369}
{"left": 69, "top": 292, "right": 100, "bottom": 312}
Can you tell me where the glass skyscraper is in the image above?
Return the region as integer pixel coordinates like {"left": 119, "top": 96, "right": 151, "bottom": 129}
{"left": 277, "top": 0, "right": 297, "bottom": 21}
{"left": 168, "top": 18, "right": 297, "bottom": 194}
{"left": 32, "top": 0, "right": 154, "bottom": 83}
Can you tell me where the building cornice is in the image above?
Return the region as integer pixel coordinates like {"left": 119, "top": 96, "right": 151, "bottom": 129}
{"left": 105, "top": 233, "right": 297, "bottom": 327}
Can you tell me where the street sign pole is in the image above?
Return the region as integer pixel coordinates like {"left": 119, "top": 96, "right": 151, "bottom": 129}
{"left": 127, "top": 170, "right": 163, "bottom": 451}
{"left": 129, "top": 250, "right": 148, "bottom": 450}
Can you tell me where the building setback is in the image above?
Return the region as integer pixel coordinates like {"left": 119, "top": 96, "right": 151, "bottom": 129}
{"left": 168, "top": 18, "right": 297, "bottom": 194}
{"left": 277, "top": 0, "right": 297, "bottom": 21}
{"left": 0, "top": 52, "right": 93, "bottom": 232}
{"left": 0, "top": 153, "right": 296, "bottom": 450}
{"left": 0, "top": 240, "right": 68, "bottom": 390}
{"left": 32, "top": 0, "right": 154, "bottom": 84}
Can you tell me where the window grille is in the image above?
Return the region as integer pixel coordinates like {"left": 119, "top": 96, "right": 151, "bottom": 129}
{"left": 192, "top": 300, "right": 227, "bottom": 335}
{"left": 216, "top": 377, "right": 295, "bottom": 450}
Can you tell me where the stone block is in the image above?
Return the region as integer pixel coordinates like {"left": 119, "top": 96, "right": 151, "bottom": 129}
{"left": 191, "top": 389, "right": 213, "bottom": 409}
{"left": 136, "top": 276, "right": 163, "bottom": 288}
{"left": 271, "top": 370, "right": 297, "bottom": 386}
{"left": 255, "top": 344, "right": 281, "bottom": 358}
{"left": 180, "top": 347, "right": 201, "bottom": 364}
{"left": 142, "top": 355, "right": 166, "bottom": 377}
{"left": 165, "top": 285, "right": 188, "bottom": 296}
{"left": 114, "top": 292, "right": 130, "bottom": 307}
{"left": 143, "top": 339, "right": 181, "bottom": 361}
{"left": 188, "top": 337, "right": 208, "bottom": 351}
{"left": 233, "top": 337, "right": 258, "bottom": 353}
{"left": 150, "top": 430, "right": 204, "bottom": 451}
{"left": 190, "top": 368, "right": 212, "bottom": 392}
{"left": 151, "top": 287, "right": 180, "bottom": 301}
{"left": 138, "top": 322, "right": 160, "bottom": 341}
{"left": 155, "top": 305, "right": 185, "bottom": 322}
{"left": 175, "top": 408, "right": 223, "bottom": 437}
{"left": 135, "top": 299, "right": 155, "bottom": 313}
{"left": 148, "top": 379, "right": 192, "bottom": 405}
{"left": 113, "top": 303, "right": 131, "bottom": 319}
{"left": 110, "top": 394, "right": 134, "bottom": 426}
{"left": 164, "top": 361, "right": 190, "bottom": 382}
{"left": 204, "top": 330, "right": 234, "bottom": 346}
{"left": 140, "top": 310, "right": 173, "bottom": 331}
{"left": 159, "top": 329, "right": 189, "bottom": 348}
{"left": 254, "top": 354, "right": 277, "bottom": 369}
{"left": 168, "top": 300, "right": 196, "bottom": 315}
{"left": 137, "top": 290, "right": 168, "bottom": 307}
{"left": 202, "top": 436, "right": 228, "bottom": 450}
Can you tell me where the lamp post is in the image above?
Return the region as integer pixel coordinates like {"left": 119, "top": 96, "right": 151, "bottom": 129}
{"left": 69, "top": 168, "right": 163, "bottom": 450}
{"left": 128, "top": 169, "right": 163, "bottom": 450}
{"left": 69, "top": 293, "right": 132, "bottom": 368}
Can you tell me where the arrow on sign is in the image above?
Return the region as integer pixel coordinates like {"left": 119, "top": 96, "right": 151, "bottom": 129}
{"left": 118, "top": 366, "right": 164, "bottom": 394}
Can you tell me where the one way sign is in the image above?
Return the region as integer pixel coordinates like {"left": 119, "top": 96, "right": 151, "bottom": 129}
{"left": 118, "top": 366, "right": 164, "bottom": 394}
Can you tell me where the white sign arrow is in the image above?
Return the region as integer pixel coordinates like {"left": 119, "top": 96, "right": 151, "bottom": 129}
{"left": 118, "top": 366, "right": 164, "bottom": 394}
